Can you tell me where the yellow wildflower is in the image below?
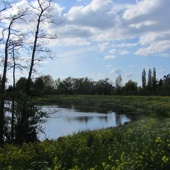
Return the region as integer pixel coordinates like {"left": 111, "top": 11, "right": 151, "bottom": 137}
{"left": 162, "top": 156, "right": 168, "bottom": 163}
{"left": 155, "top": 137, "right": 162, "bottom": 143}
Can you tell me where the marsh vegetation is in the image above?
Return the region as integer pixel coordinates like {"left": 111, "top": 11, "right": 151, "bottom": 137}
{"left": 1, "top": 95, "right": 170, "bottom": 169}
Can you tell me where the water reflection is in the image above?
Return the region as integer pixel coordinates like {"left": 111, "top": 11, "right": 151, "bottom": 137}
{"left": 39, "top": 105, "right": 131, "bottom": 140}
{"left": 65, "top": 116, "right": 94, "bottom": 123}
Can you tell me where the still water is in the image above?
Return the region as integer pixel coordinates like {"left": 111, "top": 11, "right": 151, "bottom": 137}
{"left": 39, "top": 104, "right": 131, "bottom": 140}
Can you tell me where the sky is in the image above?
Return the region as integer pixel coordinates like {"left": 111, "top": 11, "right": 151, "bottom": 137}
{"left": 1, "top": 0, "right": 170, "bottom": 86}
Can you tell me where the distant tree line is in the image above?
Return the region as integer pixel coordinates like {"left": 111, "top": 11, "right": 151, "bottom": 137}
{"left": 5, "top": 68, "right": 170, "bottom": 96}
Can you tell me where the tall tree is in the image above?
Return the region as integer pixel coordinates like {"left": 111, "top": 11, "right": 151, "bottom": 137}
{"left": 142, "top": 68, "right": 146, "bottom": 89}
{"left": 26, "top": 0, "right": 57, "bottom": 95}
{"left": 0, "top": 6, "right": 27, "bottom": 145}
{"left": 147, "top": 69, "right": 152, "bottom": 91}
{"left": 115, "top": 74, "right": 122, "bottom": 95}
{"left": 152, "top": 67, "right": 157, "bottom": 93}
{"left": 9, "top": 41, "right": 26, "bottom": 141}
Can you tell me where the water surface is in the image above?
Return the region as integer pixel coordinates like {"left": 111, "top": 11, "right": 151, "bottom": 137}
{"left": 39, "top": 104, "right": 130, "bottom": 140}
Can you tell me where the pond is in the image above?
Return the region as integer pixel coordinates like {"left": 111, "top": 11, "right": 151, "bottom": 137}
{"left": 39, "top": 104, "right": 131, "bottom": 140}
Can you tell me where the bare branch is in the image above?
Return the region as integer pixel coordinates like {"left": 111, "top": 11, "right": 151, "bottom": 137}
{"left": 0, "top": 0, "right": 10, "bottom": 13}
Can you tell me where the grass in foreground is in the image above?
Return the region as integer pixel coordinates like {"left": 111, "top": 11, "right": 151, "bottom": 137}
{"left": 1, "top": 118, "right": 170, "bottom": 170}
{"left": 1, "top": 95, "right": 170, "bottom": 170}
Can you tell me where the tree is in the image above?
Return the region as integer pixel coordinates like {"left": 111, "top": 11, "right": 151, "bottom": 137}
{"left": 15, "top": 77, "right": 27, "bottom": 92}
{"left": 95, "top": 78, "right": 112, "bottom": 95}
{"left": 147, "top": 69, "right": 152, "bottom": 92}
{"left": 34, "top": 76, "right": 45, "bottom": 94}
{"left": 162, "top": 74, "right": 170, "bottom": 95}
{"left": 0, "top": 75, "right": 2, "bottom": 92}
{"left": 57, "top": 77, "right": 75, "bottom": 94}
{"left": 0, "top": 0, "right": 57, "bottom": 144}
{"left": 5, "top": 94, "right": 47, "bottom": 144}
{"left": 142, "top": 68, "right": 146, "bottom": 89}
{"left": 34, "top": 75, "right": 55, "bottom": 94}
{"left": 0, "top": 6, "right": 27, "bottom": 145}
{"left": 123, "top": 80, "right": 138, "bottom": 95}
{"left": 26, "top": 0, "right": 57, "bottom": 95}
{"left": 152, "top": 67, "right": 157, "bottom": 93}
{"left": 115, "top": 74, "right": 122, "bottom": 95}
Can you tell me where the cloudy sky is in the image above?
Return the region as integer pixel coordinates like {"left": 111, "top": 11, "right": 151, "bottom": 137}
{"left": 1, "top": 0, "right": 170, "bottom": 85}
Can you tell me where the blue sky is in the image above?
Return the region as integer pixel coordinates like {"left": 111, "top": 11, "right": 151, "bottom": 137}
{"left": 1, "top": 0, "right": 170, "bottom": 86}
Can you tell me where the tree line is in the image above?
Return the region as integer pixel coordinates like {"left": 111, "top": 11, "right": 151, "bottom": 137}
{"left": 8, "top": 67, "right": 170, "bottom": 96}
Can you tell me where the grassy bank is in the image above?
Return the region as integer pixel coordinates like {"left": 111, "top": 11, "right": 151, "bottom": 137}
{"left": 38, "top": 95, "right": 170, "bottom": 118}
{"left": 1, "top": 95, "right": 170, "bottom": 169}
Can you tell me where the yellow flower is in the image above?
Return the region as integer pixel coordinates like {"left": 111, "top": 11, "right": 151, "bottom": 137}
{"left": 155, "top": 137, "right": 162, "bottom": 143}
{"left": 7, "top": 166, "right": 13, "bottom": 170}
{"left": 102, "top": 162, "right": 106, "bottom": 167}
{"left": 108, "top": 155, "right": 112, "bottom": 161}
{"left": 162, "top": 156, "right": 168, "bottom": 163}
{"left": 139, "top": 155, "right": 143, "bottom": 160}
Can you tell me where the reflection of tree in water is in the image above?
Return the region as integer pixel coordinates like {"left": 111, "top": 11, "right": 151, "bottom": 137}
{"left": 74, "top": 116, "right": 93, "bottom": 123}
{"left": 65, "top": 115, "right": 109, "bottom": 124}
{"left": 58, "top": 104, "right": 108, "bottom": 113}
{"left": 116, "top": 114, "right": 121, "bottom": 126}
{"left": 98, "top": 116, "right": 108, "bottom": 122}
{"left": 65, "top": 116, "right": 93, "bottom": 124}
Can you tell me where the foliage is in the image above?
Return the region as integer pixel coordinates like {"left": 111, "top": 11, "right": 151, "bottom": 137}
{"left": 122, "top": 80, "right": 138, "bottom": 95}
{"left": 162, "top": 74, "right": 170, "bottom": 95}
{"left": 142, "top": 68, "right": 146, "bottom": 89}
{"left": 1, "top": 117, "right": 170, "bottom": 169}
{"left": 5, "top": 94, "right": 47, "bottom": 144}
{"left": 9, "top": 68, "right": 170, "bottom": 96}
{"left": 14, "top": 69, "right": 170, "bottom": 97}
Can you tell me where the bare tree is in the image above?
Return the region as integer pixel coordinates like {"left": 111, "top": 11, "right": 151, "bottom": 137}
{"left": 0, "top": 1, "right": 9, "bottom": 42}
{"left": 8, "top": 38, "right": 27, "bottom": 141}
{"left": 0, "top": 7, "right": 27, "bottom": 145}
{"left": 26, "top": 0, "right": 57, "bottom": 95}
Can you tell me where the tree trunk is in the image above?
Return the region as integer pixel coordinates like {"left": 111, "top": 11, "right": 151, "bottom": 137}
{"left": 0, "top": 20, "right": 12, "bottom": 145}
{"left": 26, "top": 12, "right": 42, "bottom": 95}
{"left": 0, "top": 29, "right": 10, "bottom": 145}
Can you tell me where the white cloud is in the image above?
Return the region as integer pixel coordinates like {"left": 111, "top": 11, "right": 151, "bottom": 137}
{"left": 15, "top": 0, "right": 169, "bottom": 55}
{"left": 104, "top": 55, "right": 116, "bottom": 60}
{"left": 110, "top": 68, "right": 121, "bottom": 74}
{"left": 109, "top": 49, "right": 116, "bottom": 54}
{"left": 64, "top": 0, "right": 115, "bottom": 30}
{"left": 139, "top": 31, "right": 170, "bottom": 46}
{"left": 118, "top": 42, "right": 138, "bottom": 48}
{"left": 98, "top": 43, "right": 110, "bottom": 52}
{"left": 119, "top": 50, "right": 129, "bottom": 55}
{"left": 123, "top": 0, "right": 159, "bottom": 20}
{"left": 1, "top": 0, "right": 170, "bottom": 57}
{"left": 135, "top": 40, "right": 170, "bottom": 56}
{"left": 129, "top": 21, "right": 156, "bottom": 29}
{"left": 123, "top": 0, "right": 170, "bottom": 33}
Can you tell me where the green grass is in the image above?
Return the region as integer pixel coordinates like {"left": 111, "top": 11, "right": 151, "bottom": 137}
{"left": 38, "top": 95, "right": 170, "bottom": 118}
{"left": 1, "top": 95, "right": 170, "bottom": 169}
